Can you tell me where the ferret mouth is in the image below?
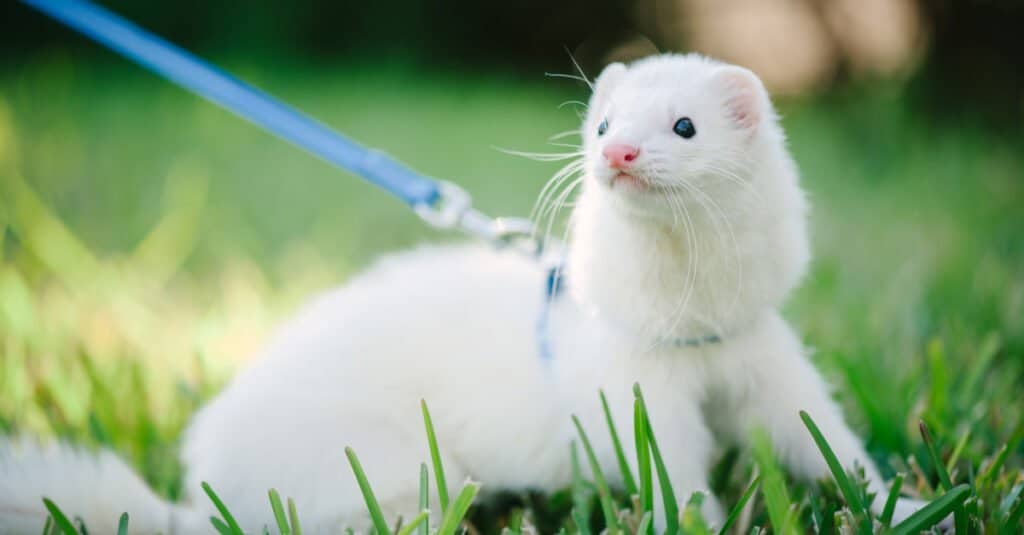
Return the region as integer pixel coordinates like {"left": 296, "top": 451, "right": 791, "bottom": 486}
{"left": 609, "top": 171, "right": 664, "bottom": 192}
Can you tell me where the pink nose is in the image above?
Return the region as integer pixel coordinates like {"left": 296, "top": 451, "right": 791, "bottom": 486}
{"left": 602, "top": 144, "right": 640, "bottom": 168}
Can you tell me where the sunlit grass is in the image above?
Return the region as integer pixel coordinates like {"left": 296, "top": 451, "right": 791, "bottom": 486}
{"left": 1, "top": 57, "right": 1023, "bottom": 532}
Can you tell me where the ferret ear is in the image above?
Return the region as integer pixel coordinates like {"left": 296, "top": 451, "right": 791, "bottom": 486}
{"left": 590, "top": 62, "right": 627, "bottom": 107}
{"left": 711, "top": 66, "right": 766, "bottom": 131}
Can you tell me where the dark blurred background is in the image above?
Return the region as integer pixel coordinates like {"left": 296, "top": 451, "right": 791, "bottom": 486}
{"left": 4, "top": 0, "right": 1023, "bottom": 125}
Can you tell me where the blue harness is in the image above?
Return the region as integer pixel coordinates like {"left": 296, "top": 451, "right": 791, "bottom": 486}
{"left": 536, "top": 266, "right": 566, "bottom": 361}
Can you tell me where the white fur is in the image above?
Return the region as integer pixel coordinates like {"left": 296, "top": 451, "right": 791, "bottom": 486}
{"left": 1, "top": 54, "right": 927, "bottom": 533}
{"left": 0, "top": 441, "right": 203, "bottom": 534}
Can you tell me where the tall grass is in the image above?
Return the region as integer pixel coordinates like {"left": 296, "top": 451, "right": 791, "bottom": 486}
{"left": 34, "top": 388, "right": 1003, "bottom": 534}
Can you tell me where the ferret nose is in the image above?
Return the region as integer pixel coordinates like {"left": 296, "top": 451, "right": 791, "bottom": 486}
{"left": 602, "top": 144, "right": 640, "bottom": 168}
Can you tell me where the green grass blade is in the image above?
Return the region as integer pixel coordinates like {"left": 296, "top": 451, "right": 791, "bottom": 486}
{"left": 798, "top": 412, "right": 869, "bottom": 524}
{"left": 571, "top": 508, "right": 592, "bottom": 535}
{"left": 600, "top": 390, "right": 638, "bottom": 497}
{"left": 202, "top": 482, "right": 244, "bottom": 535}
{"left": 42, "top": 516, "right": 53, "bottom": 535}
{"left": 889, "top": 484, "right": 970, "bottom": 535}
{"left": 268, "top": 489, "right": 291, "bottom": 535}
{"left": 636, "top": 512, "right": 653, "bottom": 535}
{"left": 572, "top": 414, "right": 622, "bottom": 534}
{"left": 919, "top": 421, "right": 953, "bottom": 490}
{"left": 945, "top": 428, "right": 971, "bottom": 476}
{"left": 210, "top": 517, "right": 232, "bottom": 535}
{"left": 978, "top": 439, "right": 1016, "bottom": 487}
{"left": 634, "top": 384, "right": 678, "bottom": 535}
{"left": 570, "top": 441, "right": 594, "bottom": 535}
{"left": 926, "top": 340, "right": 950, "bottom": 421}
{"left": 41, "top": 499, "right": 78, "bottom": 535}
{"left": 116, "top": 513, "right": 129, "bottom": 535}
{"left": 287, "top": 498, "right": 303, "bottom": 535}
{"left": 918, "top": 420, "right": 965, "bottom": 533}
{"left": 507, "top": 508, "right": 523, "bottom": 533}
{"left": 878, "top": 473, "right": 903, "bottom": 527}
{"left": 344, "top": 447, "right": 393, "bottom": 535}
{"left": 422, "top": 399, "right": 450, "bottom": 512}
{"left": 718, "top": 476, "right": 760, "bottom": 535}
{"left": 645, "top": 421, "right": 679, "bottom": 535}
{"left": 397, "top": 510, "right": 430, "bottom": 535}
{"left": 1002, "top": 492, "right": 1024, "bottom": 533}
{"left": 418, "top": 463, "right": 429, "bottom": 535}
{"left": 750, "top": 431, "right": 798, "bottom": 535}
{"left": 960, "top": 333, "right": 1001, "bottom": 404}
{"left": 634, "top": 395, "right": 654, "bottom": 523}
{"left": 682, "top": 492, "right": 712, "bottom": 535}
{"left": 437, "top": 482, "right": 480, "bottom": 535}
{"left": 999, "top": 482, "right": 1024, "bottom": 517}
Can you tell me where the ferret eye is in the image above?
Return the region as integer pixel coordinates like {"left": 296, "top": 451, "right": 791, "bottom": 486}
{"left": 597, "top": 119, "right": 609, "bottom": 137}
{"left": 673, "top": 117, "right": 696, "bottom": 139}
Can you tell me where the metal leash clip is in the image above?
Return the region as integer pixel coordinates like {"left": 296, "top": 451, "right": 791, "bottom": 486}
{"left": 414, "top": 180, "right": 543, "bottom": 258}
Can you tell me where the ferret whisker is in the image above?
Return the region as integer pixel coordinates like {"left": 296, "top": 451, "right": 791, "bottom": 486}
{"left": 533, "top": 160, "right": 584, "bottom": 223}
{"left": 496, "top": 147, "right": 583, "bottom": 162}
{"left": 539, "top": 176, "right": 583, "bottom": 247}
{"left": 548, "top": 130, "right": 582, "bottom": 141}
{"left": 530, "top": 160, "right": 584, "bottom": 224}
{"left": 676, "top": 179, "right": 744, "bottom": 318}
{"left": 540, "top": 176, "right": 582, "bottom": 224}
{"left": 557, "top": 100, "right": 588, "bottom": 110}
{"left": 661, "top": 182, "right": 683, "bottom": 230}
{"left": 544, "top": 72, "right": 593, "bottom": 89}
{"left": 649, "top": 187, "right": 699, "bottom": 344}
{"left": 646, "top": 188, "right": 698, "bottom": 347}
{"left": 703, "top": 163, "right": 764, "bottom": 206}
{"left": 565, "top": 49, "right": 595, "bottom": 91}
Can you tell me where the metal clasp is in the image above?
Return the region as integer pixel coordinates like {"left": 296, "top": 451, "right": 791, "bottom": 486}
{"left": 414, "top": 180, "right": 542, "bottom": 257}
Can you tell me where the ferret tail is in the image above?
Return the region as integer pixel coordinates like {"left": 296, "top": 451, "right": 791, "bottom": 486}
{"left": 0, "top": 439, "right": 205, "bottom": 535}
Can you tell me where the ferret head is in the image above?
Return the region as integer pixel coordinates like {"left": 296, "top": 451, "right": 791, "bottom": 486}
{"left": 568, "top": 54, "right": 810, "bottom": 340}
{"left": 582, "top": 54, "right": 774, "bottom": 214}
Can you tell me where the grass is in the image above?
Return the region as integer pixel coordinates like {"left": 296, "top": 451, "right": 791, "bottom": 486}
{"left": 1, "top": 53, "right": 1022, "bottom": 533}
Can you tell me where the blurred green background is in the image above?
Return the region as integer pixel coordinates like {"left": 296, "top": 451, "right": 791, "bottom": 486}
{"left": 1, "top": 0, "right": 1022, "bottom": 508}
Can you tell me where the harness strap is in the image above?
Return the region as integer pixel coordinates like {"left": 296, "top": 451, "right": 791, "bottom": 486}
{"left": 536, "top": 266, "right": 566, "bottom": 361}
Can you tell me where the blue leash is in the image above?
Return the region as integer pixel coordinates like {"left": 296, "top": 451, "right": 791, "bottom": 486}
{"left": 21, "top": 0, "right": 441, "bottom": 209}
{"left": 22, "top": 0, "right": 561, "bottom": 357}
{"left": 22, "top": 0, "right": 539, "bottom": 252}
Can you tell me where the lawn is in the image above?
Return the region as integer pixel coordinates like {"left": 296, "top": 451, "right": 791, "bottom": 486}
{"left": 1, "top": 54, "right": 1022, "bottom": 533}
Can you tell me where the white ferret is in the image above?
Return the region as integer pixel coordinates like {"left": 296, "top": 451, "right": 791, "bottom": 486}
{"left": 1, "top": 54, "right": 927, "bottom": 534}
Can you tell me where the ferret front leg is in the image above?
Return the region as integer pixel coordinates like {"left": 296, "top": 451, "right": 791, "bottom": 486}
{"left": 725, "top": 325, "right": 931, "bottom": 523}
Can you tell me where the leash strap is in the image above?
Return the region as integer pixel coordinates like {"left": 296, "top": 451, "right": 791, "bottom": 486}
{"left": 21, "top": 0, "right": 438, "bottom": 208}
{"left": 22, "top": 0, "right": 540, "bottom": 254}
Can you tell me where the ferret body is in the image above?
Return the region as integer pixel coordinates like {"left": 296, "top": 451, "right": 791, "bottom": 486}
{"left": 1, "top": 54, "right": 924, "bottom": 534}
